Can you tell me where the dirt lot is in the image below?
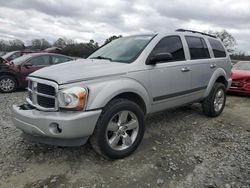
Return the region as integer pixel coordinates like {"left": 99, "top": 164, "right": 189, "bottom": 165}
{"left": 0, "top": 91, "right": 249, "bottom": 188}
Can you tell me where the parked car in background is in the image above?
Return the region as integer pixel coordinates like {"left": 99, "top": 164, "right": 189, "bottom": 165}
{"left": 0, "top": 57, "right": 8, "bottom": 65}
{"left": 2, "top": 51, "right": 24, "bottom": 62}
{"left": 0, "top": 53, "right": 74, "bottom": 93}
{"left": 1, "top": 50, "right": 37, "bottom": 62}
{"left": 43, "top": 47, "right": 62, "bottom": 54}
{"left": 229, "top": 61, "right": 250, "bottom": 94}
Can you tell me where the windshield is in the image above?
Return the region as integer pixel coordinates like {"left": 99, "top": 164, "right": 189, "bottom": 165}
{"left": 11, "top": 55, "right": 32, "bottom": 65}
{"left": 88, "top": 35, "right": 155, "bottom": 63}
{"left": 232, "top": 62, "right": 250, "bottom": 71}
{"left": 2, "top": 51, "right": 16, "bottom": 59}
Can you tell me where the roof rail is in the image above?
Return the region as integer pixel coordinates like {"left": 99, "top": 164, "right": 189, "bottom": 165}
{"left": 176, "top": 29, "right": 217, "bottom": 38}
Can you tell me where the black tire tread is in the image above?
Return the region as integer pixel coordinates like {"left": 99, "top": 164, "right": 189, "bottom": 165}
{"left": 90, "top": 98, "right": 145, "bottom": 160}
{"left": 202, "top": 82, "right": 226, "bottom": 117}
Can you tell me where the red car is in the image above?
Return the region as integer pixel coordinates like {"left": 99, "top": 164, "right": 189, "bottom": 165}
{"left": 229, "top": 61, "right": 250, "bottom": 94}
{"left": 0, "top": 53, "right": 74, "bottom": 93}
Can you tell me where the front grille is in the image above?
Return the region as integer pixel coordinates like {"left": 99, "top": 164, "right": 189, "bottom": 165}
{"left": 27, "top": 77, "right": 58, "bottom": 111}
{"left": 37, "top": 83, "right": 55, "bottom": 96}
{"left": 37, "top": 95, "right": 55, "bottom": 108}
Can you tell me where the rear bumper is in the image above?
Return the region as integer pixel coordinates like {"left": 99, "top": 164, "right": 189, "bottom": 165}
{"left": 12, "top": 104, "right": 102, "bottom": 146}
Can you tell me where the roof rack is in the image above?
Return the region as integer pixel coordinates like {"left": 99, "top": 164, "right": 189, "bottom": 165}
{"left": 175, "top": 29, "right": 217, "bottom": 38}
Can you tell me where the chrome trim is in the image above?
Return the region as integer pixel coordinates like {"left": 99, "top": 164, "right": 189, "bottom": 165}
{"left": 26, "top": 77, "right": 59, "bottom": 111}
{"left": 34, "top": 91, "right": 56, "bottom": 99}
{"left": 65, "top": 73, "right": 126, "bottom": 84}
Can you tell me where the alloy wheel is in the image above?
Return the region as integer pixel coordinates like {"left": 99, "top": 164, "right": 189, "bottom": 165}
{"left": 0, "top": 78, "right": 15, "bottom": 92}
{"left": 106, "top": 110, "right": 139, "bottom": 151}
{"left": 214, "top": 89, "right": 225, "bottom": 112}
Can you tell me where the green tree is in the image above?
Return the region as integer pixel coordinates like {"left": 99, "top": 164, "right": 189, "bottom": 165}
{"left": 104, "top": 35, "right": 122, "bottom": 44}
{"left": 40, "top": 39, "right": 51, "bottom": 49}
{"left": 54, "top": 38, "right": 66, "bottom": 49}
{"left": 206, "top": 30, "right": 237, "bottom": 53}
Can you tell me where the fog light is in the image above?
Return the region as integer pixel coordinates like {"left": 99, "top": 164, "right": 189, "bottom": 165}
{"left": 49, "top": 123, "right": 62, "bottom": 134}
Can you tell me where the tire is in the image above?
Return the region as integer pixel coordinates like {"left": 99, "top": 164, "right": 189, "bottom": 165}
{"left": 0, "top": 75, "right": 17, "bottom": 93}
{"left": 202, "top": 82, "right": 226, "bottom": 117}
{"left": 90, "top": 98, "right": 145, "bottom": 160}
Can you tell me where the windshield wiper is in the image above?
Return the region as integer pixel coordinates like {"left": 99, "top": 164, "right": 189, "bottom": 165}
{"left": 90, "top": 56, "right": 113, "bottom": 61}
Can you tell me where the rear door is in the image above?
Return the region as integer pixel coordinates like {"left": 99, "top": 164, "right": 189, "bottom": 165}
{"left": 184, "top": 36, "right": 212, "bottom": 100}
{"left": 207, "top": 38, "right": 229, "bottom": 76}
{"left": 148, "top": 35, "right": 192, "bottom": 112}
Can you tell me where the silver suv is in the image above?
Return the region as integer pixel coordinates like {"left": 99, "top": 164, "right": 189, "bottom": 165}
{"left": 12, "top": 29, "right": 232, "bottom": 159}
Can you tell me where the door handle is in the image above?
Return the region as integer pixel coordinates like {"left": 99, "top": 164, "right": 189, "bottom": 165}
{"left": 181, "top": 67, "right": 190, "bottom": 72}
{"left": 210, "top": 64, "right": 216, "bottom": 68}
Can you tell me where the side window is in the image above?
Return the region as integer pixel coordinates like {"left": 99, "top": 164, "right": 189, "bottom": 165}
{"left": 151, "top": 36, "right": 185, "bottom": 62}
{"left": 208, "top": 38, "right": 226, "bottom": 58}
{"left": 185, "top": 36, "right": 210, "bottom": 60}
{"left": 52, "top": 56, "right": 71, "bottom": 64}
{"left": 30, "top": 56, "right": 50, "bottom": 66}
{"left": 10, "top": 52, "right": 21, "bottom": 60}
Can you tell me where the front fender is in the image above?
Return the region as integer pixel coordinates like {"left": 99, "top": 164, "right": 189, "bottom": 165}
{"left": 203, "top": 68, "right": 228, "bottom": 98}
{"left": 85, "top": 78, "right": 151, "bottom": 113}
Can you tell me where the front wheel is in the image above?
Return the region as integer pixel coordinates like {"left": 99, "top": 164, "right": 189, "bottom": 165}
{"left": 0, "top": 75, "right": 17, "bottom": 93}
{"left": 90, "top": 98, "right": 145, "bottom": 159}
{"left": 202, "top": 82, "right": 226, "bottom": 117}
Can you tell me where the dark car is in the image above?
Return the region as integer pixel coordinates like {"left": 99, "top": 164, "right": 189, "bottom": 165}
{"left": 0, "top": 53, "right": 74, "bottom": 93}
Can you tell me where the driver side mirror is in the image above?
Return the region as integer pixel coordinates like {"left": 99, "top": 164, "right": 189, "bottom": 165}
{"left": 146, "top": 52, "right": 173, "bottom": 65}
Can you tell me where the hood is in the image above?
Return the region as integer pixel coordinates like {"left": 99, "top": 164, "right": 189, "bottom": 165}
{"left": 231, "top": 70, "right": 250, "bottom": 80}
{"left": 30, "top": 59, "right": 129, "bottom": 84}
{"left": 0, "top": 57, "right": 8, "bottom": 65}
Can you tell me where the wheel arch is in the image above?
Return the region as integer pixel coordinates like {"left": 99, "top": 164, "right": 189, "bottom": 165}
{"left": 203, "top": 68, "right": 228, "bottom": 98}
{"left": 86, "top": 78, "right": 150, "bottom": 114}
{"left": 110, "top": 92, "right": 147, "bottom": 114}
{"left": 0, "top": 72, "right": 19, "bottom": 87}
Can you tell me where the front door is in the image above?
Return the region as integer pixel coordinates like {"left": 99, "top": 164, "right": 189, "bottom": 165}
{"left": 20, "top": 55, "right": 50, "bottom": 86}
{"left": 148, "top": 36, "right": 191, "bottom": 112}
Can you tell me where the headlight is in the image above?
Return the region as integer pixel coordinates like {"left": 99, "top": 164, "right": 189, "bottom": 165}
{"left": 58, "top": 87, "right": 88, "bottom": 111}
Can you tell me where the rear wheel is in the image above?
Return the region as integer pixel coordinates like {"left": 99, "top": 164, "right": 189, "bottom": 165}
{"left": 202, "top": 82, "right": 226, "bottom": 117}
{"left": 90, "top": 98, "right": 145, "bottom": 159}
{"left": 0, "top": 75, "right": 17, "bottom": 93}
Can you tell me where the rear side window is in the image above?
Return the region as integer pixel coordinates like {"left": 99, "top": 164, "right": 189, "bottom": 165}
{"left": 151, "top": 36, "right": 185, "bottom": 62}
{"left": 52, "top": 56, "right": 72, "bottom": 64}
{"left": 185, "top": 36, "right": 210, "bottom": 60}
{"left": 208, "top": 38, "right": 226, "bottom": 58}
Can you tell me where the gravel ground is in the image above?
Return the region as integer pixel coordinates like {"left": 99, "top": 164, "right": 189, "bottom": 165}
{"left": 0, "top": 91, "right": 249, "bottom": 188}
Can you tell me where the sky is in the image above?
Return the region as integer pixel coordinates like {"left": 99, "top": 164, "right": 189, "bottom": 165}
{"left": 0, "top": 0, "right": 249, "bottom": 54}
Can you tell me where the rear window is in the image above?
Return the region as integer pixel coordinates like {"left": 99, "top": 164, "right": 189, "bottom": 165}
{"left": 52, "top": 56, "right": 72, "bottom": 64}
{"left": 185, "top": 36, "right": 210, "bottom": 60}
{"left": 208, "top": 38, "right": 226, "bottom": 58}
